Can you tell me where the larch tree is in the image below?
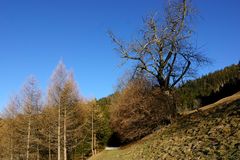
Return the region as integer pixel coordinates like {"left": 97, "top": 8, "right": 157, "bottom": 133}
{"left": 61, "top": 72, "right": 84, "bottom": 159}
{"left": 48, "top": 61, "right": 68, "bottom": 160}
{"left": 47, "top": 61, "right": 84, "bottom": 160}
{"left": 90, "top": 100, "right": 97, "bottom": 156}
{"left": 0, "top": 61, "right": 88, "bottom": 159}
{"left": 40, "top": 105, "right": 58, "bottom": 160}
{"left": 21, "top": 76, "right": 42, "bottom": 160}
{"left": 1, "top": 96, "right": 20, "bottom": 160}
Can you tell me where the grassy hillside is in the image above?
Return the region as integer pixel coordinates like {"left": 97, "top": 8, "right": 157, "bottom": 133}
{"left": 89, "top": 92, "right": 240, "bottom": 160}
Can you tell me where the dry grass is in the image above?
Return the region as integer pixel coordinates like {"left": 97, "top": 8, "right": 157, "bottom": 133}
{"left": 89, "top": 92, "right": 240, "bottom": 160}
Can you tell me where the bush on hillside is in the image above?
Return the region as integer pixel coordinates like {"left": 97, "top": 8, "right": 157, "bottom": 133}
{"left": 110, "top": 77, "right": 176, "bottom": 144}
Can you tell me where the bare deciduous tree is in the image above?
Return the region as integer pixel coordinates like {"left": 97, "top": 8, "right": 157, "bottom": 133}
{"left": 109, "top": 0, "right": 209, "bottom": 90}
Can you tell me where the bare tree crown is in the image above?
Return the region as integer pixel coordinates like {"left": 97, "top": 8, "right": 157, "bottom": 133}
{"left": 109, "top": 0, "right": 208, "bottom": 90}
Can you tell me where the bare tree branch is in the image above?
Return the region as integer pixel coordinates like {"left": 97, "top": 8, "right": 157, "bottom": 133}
{"left": 109, "top": 0, "right": 209, "bottom": 90}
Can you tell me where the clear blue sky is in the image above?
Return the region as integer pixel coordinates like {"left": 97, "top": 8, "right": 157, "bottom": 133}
{"left": 0, "top": 0, "right": 239, "bottom": 110}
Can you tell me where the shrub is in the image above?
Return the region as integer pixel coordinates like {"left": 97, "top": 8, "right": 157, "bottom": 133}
{"left": 110, "top": 77, "right": 176, "bottom": 144}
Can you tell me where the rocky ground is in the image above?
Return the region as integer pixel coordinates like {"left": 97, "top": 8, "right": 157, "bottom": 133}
{"left": 90, "top": 99, "right": 240, "bottom": 160}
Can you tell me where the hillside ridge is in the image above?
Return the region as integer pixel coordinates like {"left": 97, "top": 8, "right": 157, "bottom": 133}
{"left": 181, "top": 91, "right": 240, "bottom": 116}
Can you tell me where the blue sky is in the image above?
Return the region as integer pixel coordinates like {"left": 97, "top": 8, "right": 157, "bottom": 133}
{"left": 0, "top": 0, "right": 239, "bottom": 110}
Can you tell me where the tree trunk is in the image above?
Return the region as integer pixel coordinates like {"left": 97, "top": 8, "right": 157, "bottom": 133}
{"left": 26, "top": 117, "right": 31, "bottom": 160}
{"left": 91, "top": 107, "right": 94, "bottom": 156}
{"left": 37, "top": 144, "right": 39, "bottom": 160}
{"left": 48, "top": 132, "right": 51, "bottom": 160}
{"left": 10, "top": 136, "right": 13, "bottom": 160}
{"left": 94, "top": 134, "right": 97, "bottom": 155}
{"left": 58, "top": 104, "right": 61, "bottom": 160}
{"left": 157, "top": 75, "right": 168, "bottom": 90}
{"left": 64, "top": 106, "right": 67, "bottom": 160}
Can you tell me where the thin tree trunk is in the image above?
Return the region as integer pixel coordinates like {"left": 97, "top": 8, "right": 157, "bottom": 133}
{"left": 72, "top": 148, "right": 75, "bottom": 160}
{"left": 26, "top": 117, "right": 31, "bottom": 160}
{"left": 10, "top": 136, "right": 13, "bottom": 160}
{"left": 91, "top": 107, "right": 93, "bottom": 156}
{"left": 48, "top": 132, "right": 51, "bottom": 160}
{"left": 58, "top": 104, "right": 61, "bottom": 160}
{"left": 94, "top": 134, "right": 97, "bottom": 155}
{"left": 64, "top": 106, "right": 67, "bottom": 160}
{"left": 37, "top": 144, "right": 39, "bottom": 160}
{"left": 92, "top": 105, "right": 96, "bottom": 156}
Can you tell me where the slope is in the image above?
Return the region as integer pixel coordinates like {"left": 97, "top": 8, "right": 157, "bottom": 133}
{"left": 89, "top": 92, "right": 240, "bottom": 160}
